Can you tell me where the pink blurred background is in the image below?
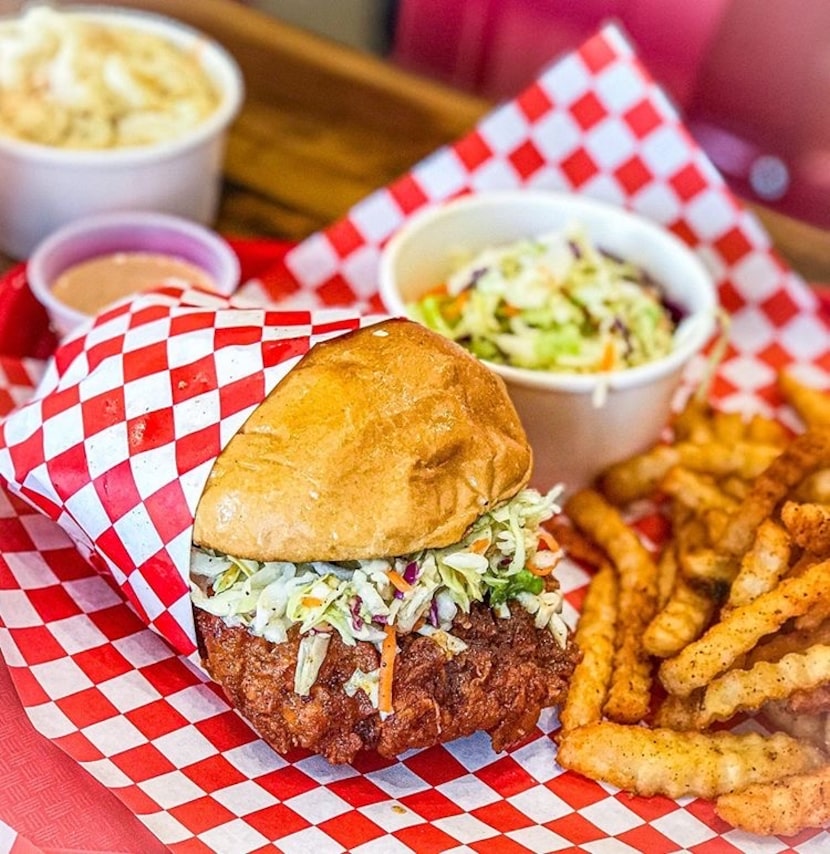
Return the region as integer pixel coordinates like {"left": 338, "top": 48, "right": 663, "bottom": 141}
{"left": 389, "top": 0, "right": 830, "bottom": 230}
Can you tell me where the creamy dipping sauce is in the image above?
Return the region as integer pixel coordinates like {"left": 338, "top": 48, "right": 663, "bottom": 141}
{"left": 51, "top": 251, "right": 216, "bottom": 315}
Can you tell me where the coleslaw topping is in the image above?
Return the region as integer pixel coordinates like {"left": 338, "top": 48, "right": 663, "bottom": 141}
{"left": 409, "top": 227, "right": 677, "bottom": 373}
{"left": 190, "top": 487, "right": 568, "bottom": 701}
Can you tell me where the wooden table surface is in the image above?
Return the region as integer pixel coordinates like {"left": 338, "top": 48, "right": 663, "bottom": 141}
{"left": 4, "top": 0, "right": 830, "bottom": 286}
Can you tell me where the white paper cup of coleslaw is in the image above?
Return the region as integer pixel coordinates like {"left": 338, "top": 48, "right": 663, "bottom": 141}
{"left": 0, "top": 6, "right": 244, "bottom": 259}
{"left": 378, "top": 191, "right": 718, "bottom": 492}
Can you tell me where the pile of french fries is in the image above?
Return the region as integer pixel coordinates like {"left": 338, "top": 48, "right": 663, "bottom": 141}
{"left": 553, "top": 371, "right": 830, "bottom": 837}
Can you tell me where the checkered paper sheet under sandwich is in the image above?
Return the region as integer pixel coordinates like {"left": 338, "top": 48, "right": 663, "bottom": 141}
{"left": 1, "top": 19, "right": 829, "bottom": 854}
{"left": 0, "top": 285, "right": 373, "bottom": 656}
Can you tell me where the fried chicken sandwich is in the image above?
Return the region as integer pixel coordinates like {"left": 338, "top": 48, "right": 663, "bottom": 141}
{"left": 190, "top": 318, "right": 578, "bottom": 763}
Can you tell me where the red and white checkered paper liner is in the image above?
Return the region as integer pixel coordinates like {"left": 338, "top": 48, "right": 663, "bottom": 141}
{"left": 0, "top": 20, "right": 829, "bottom": 854}
{"left": 0, "top": 285, "right": 375, "bottom": 656}
{"left": 0, "top": 818, "right": 41, "bottom": 854}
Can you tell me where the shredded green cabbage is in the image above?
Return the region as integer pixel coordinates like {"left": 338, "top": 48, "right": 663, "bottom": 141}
{"left": 190, "top": 488, "right": 568, "bottom": 697}
{"left": 408, "top": 227, "right": 676, "bottom": 372}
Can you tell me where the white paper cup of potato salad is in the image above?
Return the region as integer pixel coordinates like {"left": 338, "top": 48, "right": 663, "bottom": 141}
{"left": 0, "top": 5, "right": 244, "bottom": 259}
{"left": 379, "top": 191, "right": 718, "bottom": 492}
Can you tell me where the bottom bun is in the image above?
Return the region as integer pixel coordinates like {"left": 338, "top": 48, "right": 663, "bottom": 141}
{"left": 195, "top": 605, "right": 578, "bottom": 764}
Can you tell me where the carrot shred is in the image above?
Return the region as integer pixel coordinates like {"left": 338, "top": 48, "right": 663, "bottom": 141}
{"left": 531, "top": 529, "right": 563, "bottom": 576}
{"left": 387, "top": 569, "right": 414, "bottom": 593}
{"left": 424, "top": 282, "right": 449, "bottom": 298}
{"left": 528, "top": 559, "right": 555, "bottom": 577}
{"left": 538, "top": 530, "right": 560, "bottom": 552}
{"left": 501, "top": 302, "right": 522, "bottom": 318}
{"left": 302, "top": 596, "right": 324, "bottom": 607}
{"left": 599, "top": 340, "right": 616, "bottom": 371}
{"left": 379, "top": 625, "right": 397, "bottom": 714}
{"left": 442, "top": 289, "right": 471, "bottom": 322}
{"left": 469, "top": 537, "right": 490, "bottom": 554}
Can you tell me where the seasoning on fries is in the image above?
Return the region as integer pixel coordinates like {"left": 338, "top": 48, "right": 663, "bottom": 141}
{"left": 658, "top": 558, "right": 830, "bottom": 697}
{"left": 559, "top": 561, "right": 617, "bottom": 731}
{"left": 715, "top": 765, "right": 830, "bottom": 837}
{"left": 556, "top": 372, "right": 830, "bottom": 838}
{"left": 556, "top": 722, "right": 823, "bottom": 800}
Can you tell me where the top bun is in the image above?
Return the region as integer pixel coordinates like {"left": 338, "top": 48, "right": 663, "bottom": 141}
{"left": 193, "top": 318, "right": 532, "bottom": 562}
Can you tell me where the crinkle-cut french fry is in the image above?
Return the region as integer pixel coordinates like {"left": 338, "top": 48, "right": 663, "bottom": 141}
{"left": 795, "top": 467, "right": 830, "bottom": 504}
{"left": 712, "top": 409, "right": 749, "bottom": 445}
{"left": 656, "top": 544, "right": 678, "bottom": 610}
{"left": 744, "top": 413, "right": 790, "bottom": 447}
{"left": 678, "top": 548, "right": 737, "bottom": 597}
{"left": 702, "top": 507, "right": 732, "bottom": 544}
{"left": 677, "top": 440, "right": 783, "bottom": 480}
{"left": 565, "top": 490, "right": 658, "bottom": 724}
{"left": 723, "top": 519, "right": 792, "bottom": 614}
{"left": 547, "top": 519, "right": 609, "bottom": 571}
{"left": 715, "top": 763, "right": 830, "bottom": 837}
{"left": 571, "top": 383, "right": 830, "bottom": 837}
{"left": 779, "top": 369, "right": 830, "bottom": 429}
{"left": 653, "top": 691, "right": 704, "bottom": 730}
{"left": 661, "top": 467, "right": 738, "bottom": 516}
{"left": 673, "top": 398, "right": 715, "bottom": 443}
{"left": 795, "top": 596, "right": 830, "bottom": 632}
{"left": 717, "top": 428, "right": 830, "bottom": 557}
{"left": 792, "top": 539, "right": 830, "bottom": 629}
{"left": 556, "top": 722, "right": 824, "bottom": 800}
{"left": 692, "top": 645, "right": 830, "bottom": 727}
{"left": 643, "top": 576, "right": 716, "bottom": 659}
{"left": 659, "top": 559, "right": 830, "bottom": 697}
{"left": 781, "top": 500, "right": 830, "bottom": 556}
{"left": 718, "top": 475, "right": 751, "bottom": 502}
{"left": 560, "top": 563, "right": 618, "bottom": 733}
{"left": 787, "top": 550, "right": 821, "bottom": 578}
{"left": 763, "top": 699, "right": 829, "bottom": 749}
{"left": 746, "top": 619, "right": 830, "bottom": 667}
{"left": 599, "top": 444, "right": 679, "bottom": 505}
{"left": 674, "top": 506, "right": 709, "bottom": 554}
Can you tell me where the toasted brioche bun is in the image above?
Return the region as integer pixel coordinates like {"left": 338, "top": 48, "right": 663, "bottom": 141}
{"left": 192, "top": 318, "right": 532, "bottom": 562}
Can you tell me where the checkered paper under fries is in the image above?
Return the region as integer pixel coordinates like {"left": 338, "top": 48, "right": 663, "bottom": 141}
{"left": 0, "top": 285, "right": 372, "bottom": 655}
{"left": 0, "top": 19, "right": 829, "bottom": 854}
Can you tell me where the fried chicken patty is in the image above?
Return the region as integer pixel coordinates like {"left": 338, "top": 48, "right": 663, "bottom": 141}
{"left": 195, "top": 603, "right": 579, "bottom": 764}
